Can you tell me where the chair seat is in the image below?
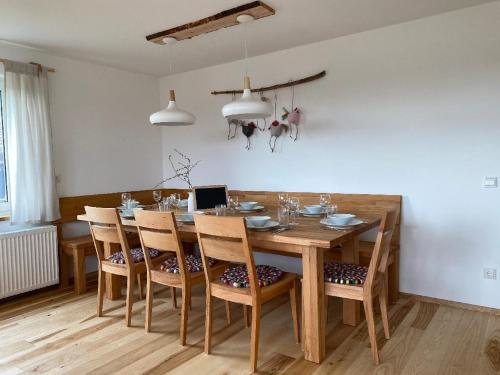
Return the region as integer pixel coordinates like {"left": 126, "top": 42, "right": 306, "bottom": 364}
{"left": 106, "top": 247, "right": 161, "bottom": 264}
{"left": 324, "top": 262, "right": 368, "bottom": 285}
{"left": 220, "top": 264, "right": 283, "bottom": 288}
{"left": 160, "top": 255, "right": 215, "bottom": 274}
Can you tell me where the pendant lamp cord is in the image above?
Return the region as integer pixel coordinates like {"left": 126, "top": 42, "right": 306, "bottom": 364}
{"left": 243, "top": 22, "right": 249, "bottom": 76}
{"left": 168, "top": 42, "right": 173, "bottom": 74}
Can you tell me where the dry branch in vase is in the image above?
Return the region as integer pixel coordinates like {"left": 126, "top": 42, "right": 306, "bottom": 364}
{"left": 154, "top": 149, "right": 201, "bottom": 189}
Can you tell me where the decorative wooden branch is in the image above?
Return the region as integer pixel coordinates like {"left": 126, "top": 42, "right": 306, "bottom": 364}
{"left": 153, "top": 149, "right": 200, "bottom": 189}
{"left": 211, "top": 70, "right": 326, "bottom": 95}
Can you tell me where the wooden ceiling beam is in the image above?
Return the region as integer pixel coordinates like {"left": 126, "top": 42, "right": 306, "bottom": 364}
{"left": 146, "top": 1, "right": 275, "bottom": 44}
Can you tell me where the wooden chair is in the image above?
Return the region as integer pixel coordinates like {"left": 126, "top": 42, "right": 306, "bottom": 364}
{"left": 85, "top": 206, "right": 165, "bottom": 326}
{"left": 324, "top": 209, "right": 398, "bottom": 364}
{"left": 194, "top": 215, "right": 300, "bottom": 373}
{"left": 134, "top": 210, "right": 228, "bottom": 344}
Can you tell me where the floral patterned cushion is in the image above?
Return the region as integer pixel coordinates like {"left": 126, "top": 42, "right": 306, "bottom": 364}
{"left": 220, "top": 265, "right": 283, "bottom": 288}
{"left": 160, "top": 255, "right": 215, "bottom": 274}
{"left": 324, "top": 262, "right": 368, "bottom": 285}
{"left": 106, "top": 248, "right": 161, "bottom": 264}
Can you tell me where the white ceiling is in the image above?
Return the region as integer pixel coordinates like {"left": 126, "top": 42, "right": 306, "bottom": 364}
{"left": 0, "top": 0, "right": 495, "bottom": 76}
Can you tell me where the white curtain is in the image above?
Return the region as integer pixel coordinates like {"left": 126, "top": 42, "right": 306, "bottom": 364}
{"left": 3, "top": 60, "right": 59, "bottom": 223}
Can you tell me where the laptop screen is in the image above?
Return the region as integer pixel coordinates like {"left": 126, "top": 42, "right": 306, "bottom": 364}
{"left": 193, "top": 186, "right": 228, "bottom": 210}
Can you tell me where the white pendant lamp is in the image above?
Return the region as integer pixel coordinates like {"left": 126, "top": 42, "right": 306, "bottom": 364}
{"left": 150, "top": 37, "right": 196, "bottom": 126}
{"left": 150, "top": 89, "right": 196, "bottom": 126}
{"left": 222, "top": 14, "right": 272, "bottom": 120}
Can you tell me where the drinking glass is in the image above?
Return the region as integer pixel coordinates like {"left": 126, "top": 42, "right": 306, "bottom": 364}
{"left": 121, "top": 192, "right": 131, "bottom": 207}
{"left": 228, "top": 196, "right": 239, "bottom": 212}
{"left": 288, "top": 197, "right": 300, "bottom": 225}
{"left": 170, "top": 193, "right": 181, "bottom": 209}
{"left": 215, "top": 204, "right": 227, "bottom": 216}
{"left": 278, "top": 193, "right": 289, "bottom": 207}
{"left": 326, "top": 203, "right": 337, "bottom": 217}
{"left": 153, "top": 190, "right": 162, "bottom": 206}
{"left": 277, "top": 206, "right": 290, "bottom": 227}
{"left": 319, "top": 194, "right": 331, "bottom": 209}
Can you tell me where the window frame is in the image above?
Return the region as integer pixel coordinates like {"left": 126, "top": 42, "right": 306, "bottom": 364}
{"left": 0, "top": 71, "right": 10, "bottom": 214}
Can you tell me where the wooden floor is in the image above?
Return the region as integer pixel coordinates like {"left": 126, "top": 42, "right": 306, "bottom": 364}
{"left": 1, "top": 281, "right": 499, "bottom": 375}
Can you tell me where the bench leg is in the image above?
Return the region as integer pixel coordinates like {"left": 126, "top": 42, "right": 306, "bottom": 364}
{"left": 73, "top": 248, "right": 87, "bottom": 295}
{"left": 59, "top": 247, "right": 70, "bottom": 289}
{"left": 389, "top": 250, "right": 399, "bottom": 303}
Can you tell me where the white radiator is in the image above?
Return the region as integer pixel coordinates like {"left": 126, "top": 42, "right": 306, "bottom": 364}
{"left": 0, "top": 225, "right": 59, "bottom": 299}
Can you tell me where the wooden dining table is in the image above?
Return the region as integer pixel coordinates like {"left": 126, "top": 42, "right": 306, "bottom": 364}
{"left": 77, "top": 210, "right": 380, "bottom": 364}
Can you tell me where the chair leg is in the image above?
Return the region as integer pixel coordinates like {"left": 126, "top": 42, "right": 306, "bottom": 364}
{"left": 363, "top": 297, "right": 380, "bottom": 365}
{"left": 97, "top": 269, "right": 105, "bottom": 317}
{"left": 126, "top": 273, "right": 136, "bottom": 327}
{"left": 204, "top": 292, "right": 213, "bottom": 354}
{"left": 171, "top": 287, "right": 178, "bottom": 309}
{"left": 325, "top": 296, "right": 330, "bottom": 323}
{"left": 379, "top": 279, "right": 391, "bottom": 339}
{"left": 250, "top": 304, "right": 262, "bottom": 373}
{"left": 145, "top": 276, "right": 153, "bottom": 332}
{"left": 290, "top": 280, "right": 300, "bottom": 343}
{"left": 244, "top": 305, "right": 251, "bottom": 328}
{"left": 137, "top": 274, "right": 144, "bottom": 300}
{"left": 180, "top": 287, "right": 190, "bottom": 346}
{"left": 225, "top": 301, "right": 232, "bottom": 325}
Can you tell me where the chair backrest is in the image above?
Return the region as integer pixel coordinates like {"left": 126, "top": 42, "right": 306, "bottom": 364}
{"left": 364, "top": 209, "right": 398, "bottom": 291}
{"left": 194, "top": 215, "right": 260, "bottom": 298}
{"left": 134, "top": 210, "right": 186, "bottom": 279}
{"left": 84, "top": 206, "right": 132, "bottom": 265}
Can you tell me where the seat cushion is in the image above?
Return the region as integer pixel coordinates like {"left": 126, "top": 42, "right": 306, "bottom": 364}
{"left": 324, "top": 262, "right": 368, "bottom": 285}
{"left": 160, "top": 255, "right": 215, "bottom": 274}
{"left": 220, "top": 265, "right": 283, "bottom": 288}
{"left": 106, "top": 248, "right": 161, "bottom": 264}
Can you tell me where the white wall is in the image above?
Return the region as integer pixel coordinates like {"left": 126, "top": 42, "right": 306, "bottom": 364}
{"left": 158, "top": 2, "right": 500, "bottom": 308}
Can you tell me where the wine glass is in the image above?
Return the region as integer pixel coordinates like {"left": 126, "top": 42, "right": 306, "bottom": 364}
{"left": 319, "top": 194, "right": 331, "bottom": 209}
{"left": 153, "top": 190, "right": 162, "bottom": 207}
{"left": 228, "top": 195, "right": 239, "bottom": 212}
{"left": 278, "top": 193, "right": 289, "bottom": 207}
{"left": 170, "top": 193, "right": 181, "bottom": 209}
{"left": 288, "top": 197, "right": 300, "bottom": 225}
{"left": 121, "top": 192, "right": 131, "bottom": 207}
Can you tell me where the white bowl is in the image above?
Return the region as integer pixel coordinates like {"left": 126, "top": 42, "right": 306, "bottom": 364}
{"left": 178, "top": 199, "right": 188, "bottom": 208}
{"left": 326, "top": 214, "right": 355, "bottom": 226}
{"left": 245, "top": 216, "right": 271, "bottom": 228}
{"left": 240, "top": 201, "right": 258, "bottom": 210}
{"left": 304, "top": 205, "right": 323, "bottom": 214}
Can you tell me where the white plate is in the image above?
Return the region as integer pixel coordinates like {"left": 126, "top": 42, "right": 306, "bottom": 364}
{"left": 299, "top": 208, "right": 326, "bottom": 217}
{"left": 237, "top": 205, "right": 265, "bottom": 212}
{"left": 320, "top": 218, "right": 365, "bottom": 229}
{"left": 247, "top": 220, "right": 280, "bottom": 231}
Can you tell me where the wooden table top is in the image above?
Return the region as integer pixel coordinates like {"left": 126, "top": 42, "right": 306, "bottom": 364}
{"left": 77, "top": 210, "right": 381, "bottom": 249}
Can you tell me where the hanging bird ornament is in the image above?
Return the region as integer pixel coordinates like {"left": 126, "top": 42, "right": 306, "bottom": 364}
{"left": 241, "top": 121, "right": 257, "bottom": 150}
{"left": 227, "top": 118, "right": 243, "bottom": 140}
{"left": 268, "top": 120, "right": 288, "bottom": 152}
{"left": 287, "top": 107, "right": 301, "bottom": 141}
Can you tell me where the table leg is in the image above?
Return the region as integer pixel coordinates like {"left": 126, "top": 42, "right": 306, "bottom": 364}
{"left": 103, "top": 242, "right": 122, "bottom": 300}
{"left": 302, "top": 246, "right": 326, "bottom": 363}
{"left": 341, "top": 237, "right": 361, "bottom": 326}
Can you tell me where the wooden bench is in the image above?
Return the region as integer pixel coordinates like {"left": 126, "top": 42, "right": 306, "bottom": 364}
{"left": 56, "top": 188, "right": 184, "bottom": 294}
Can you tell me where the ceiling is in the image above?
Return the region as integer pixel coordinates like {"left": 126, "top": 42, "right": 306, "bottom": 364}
{"left": 0, "top": 0, "right": 495, "bottom": 76}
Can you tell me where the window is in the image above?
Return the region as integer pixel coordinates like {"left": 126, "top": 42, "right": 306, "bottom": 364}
{"left": 0, "top": 73, "right": 9, "bottom": 212}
